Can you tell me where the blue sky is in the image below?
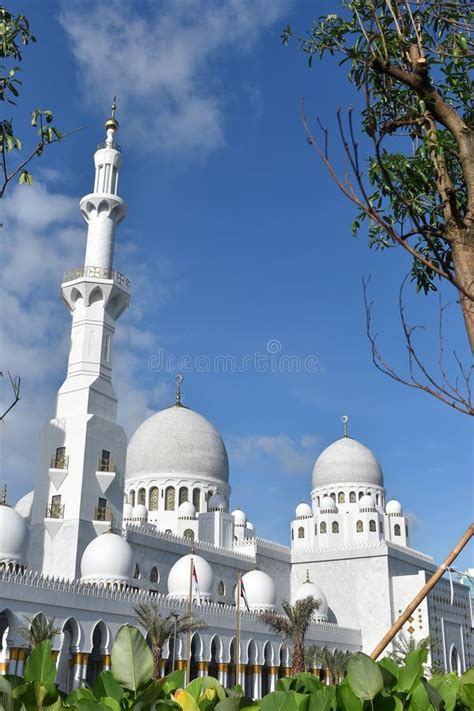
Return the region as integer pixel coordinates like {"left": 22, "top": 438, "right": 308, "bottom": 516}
{"left": 1, "top": 0, "right": 472, "bottom": 571}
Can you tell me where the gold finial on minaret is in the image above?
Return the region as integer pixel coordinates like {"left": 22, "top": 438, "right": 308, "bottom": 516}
{"left": 104, "top": 96, "right": 119, "bottom": 133}
{"left": 305, "top": 568, "right": 311, "bottom": 583}
{"left": 0, "top": 483, "right": 7, "bottom": 505}
{"left": 341, "top": 415, "right": 349, "bottom": 437}
{"left": 175, "top": 374, "right": 184, "bottom": 407}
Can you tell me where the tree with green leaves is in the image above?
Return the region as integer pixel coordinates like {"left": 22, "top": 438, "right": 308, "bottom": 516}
{"left": 283, "top": 1, "right": 473, "bottom": 414}
{"left": 389, "top": 631, "right": 433, "bottom": 664}
{"left": 134, "top": 602, "right": 207, "bottom": 681}
{"left": 17, "top": 613, "right": 61, "bottom": 649}
{"left": 259, "top": 596, "right": 320, "bottom": 675}
{"left": 305, "top": 645, "right": 353, "bottom": 683}
{"left": 0, "top": 6, "right": 73, "bottom": 198}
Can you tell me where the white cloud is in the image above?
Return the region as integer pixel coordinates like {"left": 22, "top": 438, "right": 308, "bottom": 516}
{"left": 59, "top": 0, "right": 291, "bottom": 156}
{"left": 0, "top": 181, "right": 173, "bottom": 501}
{"left": 227, "top": 432, "right": 319, "bottom": 474}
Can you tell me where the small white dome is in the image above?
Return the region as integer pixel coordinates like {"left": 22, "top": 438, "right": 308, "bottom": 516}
{"left": 293, "top": 572, "right": 328, "bottom": 620}
{"left": 320, "top": 496, "right": 337, "bottom": 512}
{"left": 312, "top": 437, "right": 383, "bottom": 488}
{"left": 123, "top": 502, "right": 133, "bottom": 519}
{"left": 132, "top": 504, "right": 148, "bottom": 521}
{"left": 168, "top": 554, "right": 213, "bottom": 601}
{"left": 241, "top": 570, "right": 276, "bottom": 611}
{"left": 0, "top": 505, "right": 29, "bottom": 563}
{"left": 14, "top": 490, "right": 34, "bottom": 522}
{"left": 178, "top": 501, "right": 196, "bottom": 519}
{"left": 208, "top": 493, "right": 225, "bottom": 511}
{"left": 359, "top": 494, "right": 375, "bottom": 510}
{"left": 81, "top": 533, "right": 134, "bottom": 584}
{"left": 386, "top": 499, "right": 402, "bottom": 515}
{"left": 295, "top": 503, "right": 313, "bottom": 519}
{"left": 232, "top": 509, "right": 247, "bottom": 526}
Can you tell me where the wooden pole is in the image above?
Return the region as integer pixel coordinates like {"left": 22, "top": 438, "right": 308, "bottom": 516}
{"left": 186, "top": 553, "right": 194, "bottom": 683}
{"left": 370, "top": 523, "right": 473, "bottom": 660}
{"left": 236, "top": 569, "right": 241, "bottom": 687}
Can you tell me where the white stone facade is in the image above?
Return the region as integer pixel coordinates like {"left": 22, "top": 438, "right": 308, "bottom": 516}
{"left": 1, "top": 114, "right": 471, "bottom": 692}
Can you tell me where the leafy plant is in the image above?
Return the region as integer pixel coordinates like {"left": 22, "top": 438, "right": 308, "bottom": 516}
{"left": 17, "top": 613, "right": 61, "bottom": 649}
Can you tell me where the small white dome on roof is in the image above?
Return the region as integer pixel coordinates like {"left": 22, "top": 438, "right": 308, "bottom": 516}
{"left": 81, "top": 532, "right": 134, "bottom": 584}
{"left": 241, "top": 570, "right": 276, "bottom": 611}
{"left": 232, "top": 509, "right": 247, "bottom": 526}
{"left": 168, "top": 554, "right": 213, "bottom": 601}
{"left": 295, "top": 503, "right": 313, "bottom": 519}
{"left": 178, "top": 501, "right": 196, "bottom": 519}
{"left": 126, "top": 405, "right": 229, "bottom": 484}
{"left": 359, "top": 494, "right": 375, "bottom": 510}
{"left": 312, "top": 437, "right": 383, "bottom": 489}
{"left": 386, "top": 499, "right": 402, "bottom": 515}
{"left": 14, "top": 490, "right": 34, "bottom": 522}
{"left": 320, "top": 496, "right": 337, "bottom": 512}
{"left": 123, "top": 502, "right": 133, "bottom": 519}
{"left": 0, "top": 505, "right": 28, "bottom": 563}
{"left": 208, "top": 493, "right": 225, "bottom": 511}
{"left": 132, "top": 504, "right": 148, "bottom": 521}
{"left": 293, "top": 571, "right": 328, "bottom": 620}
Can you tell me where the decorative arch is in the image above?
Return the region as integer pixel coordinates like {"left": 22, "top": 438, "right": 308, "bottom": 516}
{"left": 128, "top": 489, "right": 135, "bottom": 506}
{"left": 338, "top": 492, "right": 345, "bottom": 503}
{"left": 298, "top": 527, "right": 305, "bottom": 539}
{"left": 349, "top": 491, "right": 356, "bottom": 503}
{"left": 369, "top": 519, "right": 377, "bottom": 532}
{"left": 88, "top": 286, "right": 103, "bottom": 306}
{"left": 165, "top": 487, "right": 175, "bottom": 511}
{"left": 192, "top": 488, "right": 201, "bottom": 512}
{"left": 394, "top": 523, "right": 401, "bottom": 536}
{"left": 217, "top": 580, "right": 225, "bottom": 596}
{"left": 320, "top": 521, "right": 327, "bottom": 534}
{"left": 356, "top": 520, "right": 363, "bottom": 532}
{"left": 183, "top": 529, "right": 194, "bottom": 541}
{"left": 149, "top": 487, "right": 159, "bottom": 511}
{"left": 137, "top": 488, "right": 146, "bottom": 506}
{"left": 332, "top": 521, "right": 339, "bottom": 533}
{"left": 56, "top": 617, "right": 81, "bottom": 692}
{"left": 150, "top": 567, "right": 159, "bottom": 584}
{"left": 208, "top": 634, "right": 223, "bottom": 678}
{"left": 179, "top": 487, "right": 189, "bottom": 505}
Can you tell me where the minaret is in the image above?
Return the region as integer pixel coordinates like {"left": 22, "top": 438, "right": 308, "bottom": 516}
{"left": 28, "top": 103, "right": 130, "bottom": 579}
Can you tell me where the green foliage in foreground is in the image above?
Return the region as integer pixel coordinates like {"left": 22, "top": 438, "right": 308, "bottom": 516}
{"left": 0, "top": 625, "right": 472, "bottom": 710}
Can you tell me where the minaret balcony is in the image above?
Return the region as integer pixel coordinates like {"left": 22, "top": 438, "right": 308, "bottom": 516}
{"left": 45, "top": 504, "right": 64, "bottom": 519}
{"left": 50, "top": 454, "right": 69, "bottom": 470}
{"left": 63, "top": 266, "right": 130, "bottom": 292}
{"left": 94, "top": 506, "right": 114, "bottom": 524}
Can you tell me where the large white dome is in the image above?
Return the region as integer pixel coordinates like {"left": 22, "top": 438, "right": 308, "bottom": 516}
{"left": 14, "top": 490, "right": 34, "bottom": 522}
{"left": 126, "top": 405, "right": 229, "bottom": 484}
{"left": 81, "top": 532, "right": 134, "bottom": 584}
{"left": 0, "top": 505, "right": 29, "bottom": 563}
{"left": 312, "top": 437, "right": 383, "bottom": 489}
{"left": 241, "top": 570, "right": 276, "bottom": 611}
{"left": 168, "top": 554, "right": 213, "bottom": 601}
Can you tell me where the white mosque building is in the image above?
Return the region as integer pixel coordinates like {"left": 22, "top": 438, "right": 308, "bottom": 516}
{"left": 0, "top": 110, "right": 472, "bottom": 693}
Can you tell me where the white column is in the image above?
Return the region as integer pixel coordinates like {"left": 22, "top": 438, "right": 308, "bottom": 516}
{"left": 251, "top": 666, "right": 262, "bottom": 699}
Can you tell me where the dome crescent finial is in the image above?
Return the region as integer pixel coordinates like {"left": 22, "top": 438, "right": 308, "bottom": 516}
{"left": 0, "top": 482, "right": 7, "bottom": 505}
{"left": 341, "top": 415, "right": 349, "bottom": 437}
{"left": 174, "top": 374, "right": 184, "bottom": 406}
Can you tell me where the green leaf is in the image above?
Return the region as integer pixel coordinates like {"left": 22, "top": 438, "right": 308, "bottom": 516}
{"left": 292, "top": 673, "right": 322, "bottom": 694}
{"left": 13, "top": 681, "right": 61, "bottom": 710}
{"left": 336, "top": 682, "right": 363, "bottom": 711}
{"left": 111, "top": 624, "right": 153, "bottom": 693}
{"left": 407, "top": 680, "right": 431, "bottom": 711}
{"left": 428, "top": 674, "right": 458, "bottom": 711}
{"left": 260, "top": 690, "right": 309, "bottom": 711}
{"left": 99, "top": 696, "right": 122, "bottom": 711}
{"left": 308, "top": 686, "right": 336, "bottom": 711}
{"left": 347, "top": 652, "right": 384, "bottom": 700}
{"left": 396, "top": 648, "right": 428, "bottom": 694}
{"left": 65, "top": 686, "right": 96, "bottom": 703}
{"left": 162, "top": 670, "right": 186, "bottom": 694}
{"left": 378, "top": 657, "right": 399, "bottom": 690}
{"left": 186, "top": 676, "right": 227, "bottom": 702}
{"left": 173, "top": 688, "right": 200, "bottom": 711}
{"left": 459, "top": 667, "right": 474, "bottom": 708}
{"left": 93, "top": 670, "right": 124, "bottom": 702}
{"left": 23, "top": 640, "right": 56, "bottom": 684}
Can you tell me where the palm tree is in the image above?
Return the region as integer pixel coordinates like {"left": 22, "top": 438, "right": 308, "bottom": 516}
{"left": 134, "top": 602, "right": 207, "bottom": 681}
{"left": 17, "top": 614, "right": 61, "bottom": 648}
{"left": 389, "top": 633, "right": 432, "bottom": 664}
{"left": 305, "top": 645, "right": 352, "bottom": 683}
{"left": 259, "top": 596, "right": 320, "bottom": 675}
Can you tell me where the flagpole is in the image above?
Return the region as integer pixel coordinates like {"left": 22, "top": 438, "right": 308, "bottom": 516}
{"left": 186, "top": 546, "right": 194, "bottom": 684}
{"left": 236, "top": 569, "right": 241, "bottom": 687}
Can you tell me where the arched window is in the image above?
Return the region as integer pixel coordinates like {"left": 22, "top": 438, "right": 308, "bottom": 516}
{"left": 394, "top": 524, "right": 401, "bottom": 536}
{"left": 316, "top": 496, "right": 320, "bottom": 506}
{"left": 349, "top": 491, "right": 356, "bottom": 503}
{"left": 320, "top": 521, "right": 327, "bottom": 534}
{"left": 356, "top": 520, "right": 363, "bottom": 533}
{"left": 330, "top": 492, "right": 336, "bottom": 501}
{"left": 376, "top": 494, "right": 380, "bottom": 504}
{"left": 179, "top": 487, "right": 189, "bottom": 505}
{"left": 332, "top": 521, "right": 339, "bottom": 533}
{"left": 314, "top": 523, "right": 318, "bottom": 535}
{"left": 217, "top": 581, "right": 225, "bottom": 596}
{"left": 184, "top": 529, "right": 194, "bottom": 541}
{"left": 193, "top": 488, "right": 201, "bottom": 512}
{"left": 129, "top": 490, "right": 135, "bottom": 506}
{"left": 338, "top": 492, "right": 345, "bottom": 504}
{"left": 133, "top": 564, "right": 140, "bottom": 579}
{"left": 150, "top": 567, "right": 159, "bottom": 583}
{"left": 298, "top": 527, "right": 305, "bottom": 539}
{"left": 369, "top": 519, "right": 376, "bottom": 532}
{"left": 138, "top": 488, "right": 146, "bottom": 505}
{"left": 149, "top": 487, "right": 159, "bottom": 511}
{"left": 358, "top": 491, "right": 364, "bottom": 500}
{"left": 165, "top": 529, "right": 173, "bottom": 535}
{"left": 165, "top": 487, "right": 175, "bottom": 511}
